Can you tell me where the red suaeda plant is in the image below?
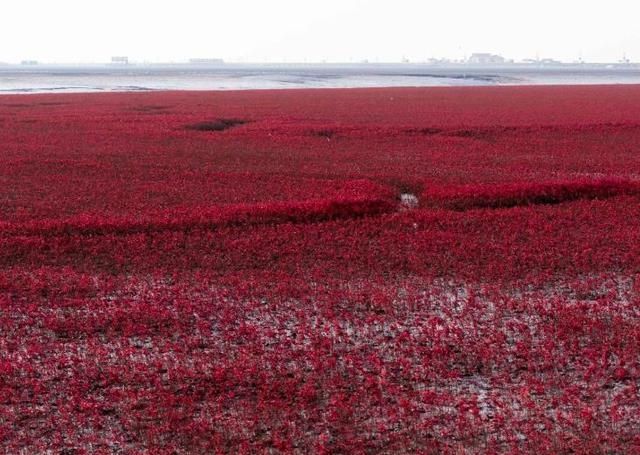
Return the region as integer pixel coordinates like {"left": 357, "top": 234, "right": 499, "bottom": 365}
{"left": 1, "top": 85, "right": 640, "bottom": 453}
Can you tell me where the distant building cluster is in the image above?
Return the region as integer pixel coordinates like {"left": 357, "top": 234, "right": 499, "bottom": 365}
{"left": 467, "top": 53, "right": 505, "bottom": 64}
{"left": 2, "top": 53, "right": 637, "bottom": 67}
{"left": 189, "top": 58, "right": 224, "bottom": 64}
{"left": 523, "top": 58, "right": 563, "bottom": 65}
{"left": 111, "top": 56, "right": 129, "bottom": 65}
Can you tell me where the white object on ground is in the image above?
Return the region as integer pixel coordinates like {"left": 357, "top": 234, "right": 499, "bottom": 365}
{"left": 400, "top": 193, "right": 419, "bottom": 209}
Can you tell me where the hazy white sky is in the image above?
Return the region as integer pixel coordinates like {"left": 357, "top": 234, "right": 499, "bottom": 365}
{"left": 1, "top": 0, "right": 638, "bottom": 63}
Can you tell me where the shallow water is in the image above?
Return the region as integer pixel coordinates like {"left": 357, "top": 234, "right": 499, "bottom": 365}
{"left": 1, "top": 63, "right": 640, "bottom": 94}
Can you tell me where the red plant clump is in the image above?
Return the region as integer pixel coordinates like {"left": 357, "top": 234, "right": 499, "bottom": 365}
{"left": 1, "top": 85, "right": 640, "bottom": 453}
{"left": 422, "top": 178, "right": 640, "bottom": 210}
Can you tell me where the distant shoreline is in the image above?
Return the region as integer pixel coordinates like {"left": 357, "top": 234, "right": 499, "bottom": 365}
{"left": 3, "top": 82, "right": 640, "bottom": 96}
{"left": 2, "top": 63, "right": 640, "bottom": 94}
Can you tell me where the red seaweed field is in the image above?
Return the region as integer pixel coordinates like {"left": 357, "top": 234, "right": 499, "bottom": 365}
{"left": 2, "top": 86, "right": 640, "bottom": 453}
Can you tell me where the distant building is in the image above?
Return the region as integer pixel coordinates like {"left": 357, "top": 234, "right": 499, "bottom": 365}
{"left": 189, "top": 58, "right": 224, "bottom": 64}
{"left": 428, "top": 57, "right": 453, "bottom": 64}
{"left": 467, "top": 53, "right": 505, "bottom": 64}
{"left": 20, "top": 60, "right": 39, "bottom": 65}
{"left": 111, "top": 56, "right": 129, "bottom": 65}
{"left": 522, "top": 58, "right": 563, "bottom": 66}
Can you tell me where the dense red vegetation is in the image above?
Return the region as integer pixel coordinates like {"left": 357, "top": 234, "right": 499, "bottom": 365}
{"left": 1, "top": 85, "right": 640, "bottom": 453}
